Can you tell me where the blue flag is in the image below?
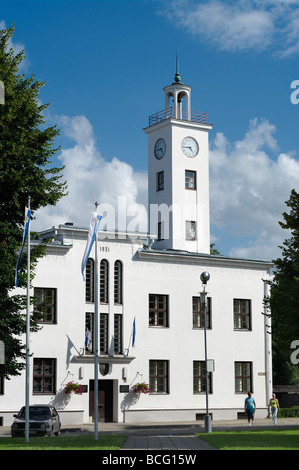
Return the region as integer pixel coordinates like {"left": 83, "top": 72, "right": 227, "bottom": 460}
{"left": 132, "top": 317, "right": 136, "bottom": 348}
{"left": 81, "top": 211, "right": 102, "bottom": 280}
{"left": 15, "top": 207, "right": 31, "bottom": 287}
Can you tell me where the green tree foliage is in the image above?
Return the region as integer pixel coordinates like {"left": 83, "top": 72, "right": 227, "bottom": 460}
{"left": 0, "top": 25, "right": 67, "bottom": 378}
{"left": 266, "top": 189, "right": 299, "bottom": 384}
{"left": 210, "top": 243, "right": 221, "bottom": 255}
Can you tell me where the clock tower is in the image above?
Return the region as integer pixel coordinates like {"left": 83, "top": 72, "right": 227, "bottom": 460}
{"left": 144, "top": 56, "right": 213, "bottom": 253}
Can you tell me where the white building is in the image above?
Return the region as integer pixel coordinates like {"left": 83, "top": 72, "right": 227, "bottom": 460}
{"left": 0, "top": 66, "right": 273, "bottom": 427}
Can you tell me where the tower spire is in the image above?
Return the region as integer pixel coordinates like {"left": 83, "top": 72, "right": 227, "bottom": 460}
{"left": 174, "top": 46, "right": 182, "bottom": 84}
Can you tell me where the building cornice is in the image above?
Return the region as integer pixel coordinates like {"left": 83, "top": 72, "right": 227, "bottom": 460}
{"left": 38, "top": 225, "right": 153, "bottom": 244}
{"left": 138, "top": 248, "right": 274, "bottom": 270}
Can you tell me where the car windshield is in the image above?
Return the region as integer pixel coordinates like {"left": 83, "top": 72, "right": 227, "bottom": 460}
{"left": 18, "top": 406, "right": 51, "bottom": 420}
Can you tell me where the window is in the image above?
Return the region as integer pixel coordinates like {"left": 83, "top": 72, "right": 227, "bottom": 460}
{"left": 114, "top": 260, "right": 122, "bottom": 304}
{"left": 85, "top": 258, "right": 94, "bottom": 302}
{"left": 149, "top": 294, "right": 169, "bottom": 327}
{"left": 193, "top": 361, "right": 212, "bottom": 394}
{"left": 149, "top": 360, "right": 169, "bottom": 394}
{"left": 234, "top": 299, "right": 251, "bottom": 330}
{"left": 114, "top": 314, "right": 123, "bottom": 354}
{"left": 186, "top": 221, "right": 196, "bottom": 240}
{"left": 100, "top": 313, "right": 108, "bottom": 355}
{"left": 235, "top": 362, "right": 252, "bottom": 393}
{"left": 157, "top": 171, "right": 164, "bottom": 191}
{"left": 33, "top": 358, "right": 56, "bottom": 394}
{"left": 34, "top": 288, "right": 56, "bottom": 323}
{"left": 100, "top": 259, "right": 109, "bottom": 303}
{"left": 193, "top": 297, "right": 211, "bottom": 329}
{"left": 158, "top": 221, "right": 164, "bottom": 241}
{"left": 85, "top": 313, "right": 93, "bottom": 354}
{"left": 185, "top": 170, "right": 196, "bottom": 190}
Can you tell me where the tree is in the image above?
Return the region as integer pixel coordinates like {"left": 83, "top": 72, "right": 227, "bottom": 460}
{"left": 0, "top": 25, "right": 67, "bottom": 378}
{"left": 266, "top": 189, "right": 299, "bottom": 384}
{"left": 210, "top": 243, "right": 221, "bottom": 255}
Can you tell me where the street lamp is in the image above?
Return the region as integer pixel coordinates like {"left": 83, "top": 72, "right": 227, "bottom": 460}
{"left": 200, "top": 271, "right": 212, "bottom": 433}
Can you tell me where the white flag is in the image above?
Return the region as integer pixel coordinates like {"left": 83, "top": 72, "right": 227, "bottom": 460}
{"left": 85, "top": 315, "right": 92, "bottom": 351}
{"left": 81, "top": 211, "right": 102, "bottom": 281}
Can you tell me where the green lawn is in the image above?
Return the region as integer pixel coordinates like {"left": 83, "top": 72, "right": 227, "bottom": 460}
{"left": 0, "top": 434, "right": 127, "bottom": 450}
{"left": 198, "top": 429, "right": 299, "bottom": 450}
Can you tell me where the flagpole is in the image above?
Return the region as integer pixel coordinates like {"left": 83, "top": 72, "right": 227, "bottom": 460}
{"left": 25, "top": 196, "right": 31, "bottom": 444}
{"left": 94, "top": 202, "right": 99, "bottom": 440}
{"left": 81, "top": 206, "right": 102, "bottom": 440}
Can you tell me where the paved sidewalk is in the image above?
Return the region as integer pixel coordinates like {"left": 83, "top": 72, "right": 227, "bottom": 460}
{"left": 122, "top": 434, "right": 216, "bottom": 450}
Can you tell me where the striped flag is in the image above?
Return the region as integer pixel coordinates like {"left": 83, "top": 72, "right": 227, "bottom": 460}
{"left": 85, "top": 314, "right": 92, "bottom": 351}
{"left": 15, "top": 207, "right": 31, "bottom": 287}
{"left": 81, "top": 211, "right": 102, "bottom": 280}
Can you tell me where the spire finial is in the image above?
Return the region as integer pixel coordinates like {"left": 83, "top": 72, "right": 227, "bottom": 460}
{"left": 174, "top": 45, "right": 182, "bottom": 83}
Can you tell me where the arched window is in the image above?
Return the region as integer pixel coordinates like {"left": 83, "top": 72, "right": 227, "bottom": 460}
{"left": 100, "top": 259, "right": 109, "bottom": 304}
{"left": 85, "top": 258, "right": 94, "bottom": 303}
{"left": 114, "top": 260, "right": 122, "bottom": 304}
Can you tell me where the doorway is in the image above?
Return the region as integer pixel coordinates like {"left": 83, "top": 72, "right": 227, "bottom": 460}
{"left": 89, "top": 380, "right": 113, "bottom": 422}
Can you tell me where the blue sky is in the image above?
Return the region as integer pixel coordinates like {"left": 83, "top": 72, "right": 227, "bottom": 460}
{"left": 1, "top": 0, "right": 299, "bottom": 260}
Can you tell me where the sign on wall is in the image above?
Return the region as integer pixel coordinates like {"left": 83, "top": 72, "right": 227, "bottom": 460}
{"left": 0, "top": 341, "right": 4, "bottom": 364}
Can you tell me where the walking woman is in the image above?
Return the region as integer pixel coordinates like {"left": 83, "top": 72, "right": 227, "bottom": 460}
{"left": 269, "top": 393, "right": 280, "bottom": 425}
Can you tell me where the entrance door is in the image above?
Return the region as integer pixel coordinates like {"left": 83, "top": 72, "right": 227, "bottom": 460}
{"left": 89, "top": 380, "right": 113, "bottom": 422}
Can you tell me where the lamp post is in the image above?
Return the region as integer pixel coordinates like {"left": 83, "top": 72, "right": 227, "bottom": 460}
{"left": 200, "top": 271, "right": 212, "bottom": 433}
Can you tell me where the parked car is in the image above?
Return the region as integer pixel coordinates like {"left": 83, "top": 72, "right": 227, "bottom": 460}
{"left": 11, "top": 405, "right": 61, "bottom": 437}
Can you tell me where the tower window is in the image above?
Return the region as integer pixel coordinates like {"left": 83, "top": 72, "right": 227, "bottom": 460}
{"left": 185, "top": 170, "right": 196, "bottom": 190}
{"left": 33, "top": 358, "right": 56, "bottom": 394}
{"left": 234, "top": 299, "right": 251, "bottom": 330}
{"left": 158, "top": 221, "right": 164, "bottom": 241}
{"left": 85, "top": 258, "right": 94, "bottom": 302}
{"left": 193, "top": 361, "right": 212, "bottom": 394}
{"left": 114, "top": 260, "right": 123, "bottom": 304}
{"left": 114, "top": 314, "right": 123, "bottom": 354}
{"left": 149, "top": 294, "right": 169, "bottom": 327}
{"left": 157, "top": 171, "right": 164, "bottom": 191}
{"left": 149, "top": 360, "right": 169, "bottom": 394}
{"left": 100, "top": 313, "right": 109, "bottom": 355}
{"left": 34, "top": 288, "right": 56, "bottom": 323}
{"left": 100, "top": 259, "right": 109, "bottom": 303}
{"left": 235, "top": 362, "right": 253, "bottom": 393}
{"left": 193, "top": 296, "right": 211, "bottom": 329}
{"left": 186, "top": 221, "right": 196, "bottom": 240}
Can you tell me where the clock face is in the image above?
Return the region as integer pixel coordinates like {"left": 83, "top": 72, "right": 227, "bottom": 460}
{"left": 154, "top": 138, "right": 166, "bottom": 160}
{"left": 181, "top": 137, "right": 199, "bottom": 158}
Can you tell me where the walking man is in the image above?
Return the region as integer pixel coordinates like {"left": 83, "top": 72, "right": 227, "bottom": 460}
{"left": 244, "top": 391, "right": 256, "bottom": 426}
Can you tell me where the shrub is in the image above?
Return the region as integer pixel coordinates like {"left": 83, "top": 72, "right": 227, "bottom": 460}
{"left": 278, "top": 406, "right": 299, "bottom": 418}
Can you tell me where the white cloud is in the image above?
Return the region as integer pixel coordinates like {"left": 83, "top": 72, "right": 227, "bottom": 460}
{"left": 209, "top": 118, "right": 299, "bottom": 259}
{"left": 32, "top": 114, "right": 148, "bottom": 232}
{"left": 161, "top": 0, "right": 299, "bottom": 56}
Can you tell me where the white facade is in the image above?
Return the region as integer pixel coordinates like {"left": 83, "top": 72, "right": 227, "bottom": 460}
{"left": 0, "top": 71, "right": 273, "bottom": 427}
